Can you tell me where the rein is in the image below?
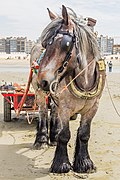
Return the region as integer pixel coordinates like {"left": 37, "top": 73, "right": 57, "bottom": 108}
{"left": 48, "top": 29, "right": 76, "bottom": 94}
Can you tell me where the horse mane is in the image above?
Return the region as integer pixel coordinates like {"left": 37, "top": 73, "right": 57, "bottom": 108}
{"left": 68, "top": 8, "right": 100, "bottom": 67}
{"left": 74, "top": 21, "right": 100, "bottom": 64}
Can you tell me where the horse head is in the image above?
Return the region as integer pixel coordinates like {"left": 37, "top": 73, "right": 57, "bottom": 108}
{"left": 38, "top": 5, "right": 100, "bottom": 92}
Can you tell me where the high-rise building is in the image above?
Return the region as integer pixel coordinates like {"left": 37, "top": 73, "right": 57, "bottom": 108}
{"left": 10, "top": 37, "right": 17, "bottom": 53}
{"left": 17, "top": 37, "right": 27, "bottom": 52}
{"left": 5, "top": 37, "right": 17, "bottom": 54}
{"left": 107, "top": 37, "right": 114, "bottom": 54}
{"left": 97, "top": 35, "right": 114, "bottom": 56}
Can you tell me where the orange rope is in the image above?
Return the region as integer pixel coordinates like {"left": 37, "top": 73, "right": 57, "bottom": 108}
{"left": 58, "top": 60, "right": 94, "bottom": 95}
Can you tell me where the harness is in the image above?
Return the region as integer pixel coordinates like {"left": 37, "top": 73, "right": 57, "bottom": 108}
{"left": 65, "top": 59, "right": 106, "bottom": 99}
{"left": 47, "top": 28, "right": 76, "bottom": 74}
{"left": 44, "top": 24, "right": 106, "bottom": 99}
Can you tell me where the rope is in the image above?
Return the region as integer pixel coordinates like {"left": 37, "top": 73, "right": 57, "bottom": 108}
{"left": 57, "top": 59, "right": 94, "bottom": 95}
{"left": 106, "top": 77, "right": 120, "bottom": 118}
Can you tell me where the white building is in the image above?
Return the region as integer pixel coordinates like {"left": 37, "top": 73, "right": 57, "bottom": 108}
{"left": 10, "top": 37, "right": 17, "bottom": 53}
{"left": 26, "top": 40, "right": 35, "bottom": 54}
{"left": 97, "top": 35, "right": 114, "bottom": 56}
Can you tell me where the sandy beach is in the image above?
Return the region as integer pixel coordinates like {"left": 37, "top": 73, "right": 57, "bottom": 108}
{"left": 0, "top": 59, "right": 120, "bottom": 180}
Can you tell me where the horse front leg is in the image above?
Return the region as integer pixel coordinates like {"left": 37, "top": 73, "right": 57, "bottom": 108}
{"left": 73, "top": 101, "right": 98, "bottom": 173}
{"left": 50, "top": 111, "right": 71, "bottom": 173}
{"left": 33, "top": 106, "right": 48, "bottom": 149}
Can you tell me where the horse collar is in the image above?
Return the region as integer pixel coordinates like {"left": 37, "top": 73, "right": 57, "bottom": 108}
{"left": 65, "top": 59, "right": 106, "bottom": 99}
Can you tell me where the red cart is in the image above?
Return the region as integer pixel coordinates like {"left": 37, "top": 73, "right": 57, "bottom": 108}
{"left": 0, "top": 68, "right": 38, "bottom": 122}
{"left": 1, "top": 91, "right": 36, "bottom": 122}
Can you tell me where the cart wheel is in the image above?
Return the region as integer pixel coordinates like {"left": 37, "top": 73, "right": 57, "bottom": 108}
{"left": 4, "top": 98, "right": 11, "bottom": 122}
{"left": 70, "top": 114, "right": 77, "bottom": 120}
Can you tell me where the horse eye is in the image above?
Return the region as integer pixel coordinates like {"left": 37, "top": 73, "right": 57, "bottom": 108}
{"left": 61, "top": 35, "right": 73, "bottom": 51}
{"left": 48, "top": 38, "right": 53, "bottom": 45}
{"left": 49, "top": 41, "right": 52, "bottom": 45}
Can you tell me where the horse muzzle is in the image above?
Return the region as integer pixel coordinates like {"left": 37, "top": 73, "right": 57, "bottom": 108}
{"left": 38, "top": 78, "right": 58, "bottom": 93}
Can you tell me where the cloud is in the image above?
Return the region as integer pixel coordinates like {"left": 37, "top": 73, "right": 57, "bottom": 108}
{"left": 0, "top": 15, "right": 18, "bottom": 37}
{"left": 0, "top": 0, "right": 120, "bottom": 41}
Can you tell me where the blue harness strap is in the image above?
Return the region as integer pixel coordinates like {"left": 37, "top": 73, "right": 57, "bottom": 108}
{"left": 33, "top": 49, "right": 45, "bottom": 74}
{"left": 37, "top": 50, "right": 45, "bottom": 65}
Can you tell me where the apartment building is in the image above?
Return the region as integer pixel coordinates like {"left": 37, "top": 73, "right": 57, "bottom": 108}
{"left": 16, "top": 37, "right": 27, "bottom": 52}
{"left": 10, "top": 37, "right": 17, "bottom": 53}
{"left": 0, "top": 37, "right": 35, "bottom": 54}
{"left": 97, "top": 35, "right": 114, "bottom": 56}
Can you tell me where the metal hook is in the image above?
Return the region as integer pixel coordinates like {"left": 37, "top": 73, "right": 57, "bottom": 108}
{"left": 49, "top": 80, "right": 58, "bottom": 95}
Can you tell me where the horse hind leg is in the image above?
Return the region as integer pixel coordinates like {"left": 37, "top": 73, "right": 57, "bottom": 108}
{"left": 49, "top": 104, "right": 61, "bottom": 146}
{"left": 33, "top": 108, "right": 48, "bottom": 149}
{"left": 73, "top": 101, "right": 99, "bottom": 173}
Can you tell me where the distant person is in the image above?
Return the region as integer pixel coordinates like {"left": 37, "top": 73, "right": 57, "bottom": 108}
{"left": 108, "top": 61, "right": 113, "bottom": 72}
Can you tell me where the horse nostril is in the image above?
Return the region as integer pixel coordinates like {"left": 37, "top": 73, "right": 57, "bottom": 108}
{"left": 41, "top": 80, "right": 49, "bottom": 91}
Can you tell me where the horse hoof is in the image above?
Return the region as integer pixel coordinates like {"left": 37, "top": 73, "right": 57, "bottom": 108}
{"left": 33, "top": 142, "right": 48, "bottom": 150}
{"left": 50, "top": 162, "right": 71, "bottom": 173}
{"left": 73, "top": 158, "right": 96, "bottom": 173}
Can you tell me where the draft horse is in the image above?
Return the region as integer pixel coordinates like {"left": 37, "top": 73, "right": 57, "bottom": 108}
{"left": 37, "top": 5, "right": 106, "bottom": 173}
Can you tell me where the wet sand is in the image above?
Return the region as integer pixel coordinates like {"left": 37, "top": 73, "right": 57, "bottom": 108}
{"left": 0, "top": 59, "right": 120, "bottom": 180}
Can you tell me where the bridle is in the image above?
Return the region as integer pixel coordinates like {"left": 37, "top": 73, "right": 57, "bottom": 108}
{"left": 57, "top": 31, "right": 75, "bottom": 73}
{"left": 44, "top": 25, "right": 78, "bottom": 94}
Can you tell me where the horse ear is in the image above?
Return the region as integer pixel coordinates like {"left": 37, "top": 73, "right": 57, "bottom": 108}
{"left": 47, "top": 8, "right": 57, "bottom": 20}
{"left": 62, "top": 5, "right": 70, "bottom": 26}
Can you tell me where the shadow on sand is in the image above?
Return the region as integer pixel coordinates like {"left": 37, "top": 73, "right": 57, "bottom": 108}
{"left": 0, "top": 113, "right": 53, "bottom": 179}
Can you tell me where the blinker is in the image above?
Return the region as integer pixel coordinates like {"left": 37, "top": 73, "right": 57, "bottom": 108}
{"left": 61, "top": 35, "right": 73, "bottom": 52}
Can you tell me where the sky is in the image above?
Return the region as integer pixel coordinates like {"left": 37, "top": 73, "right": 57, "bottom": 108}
{"left": 0, "top": 0, "right": 120, "bottom": 43}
